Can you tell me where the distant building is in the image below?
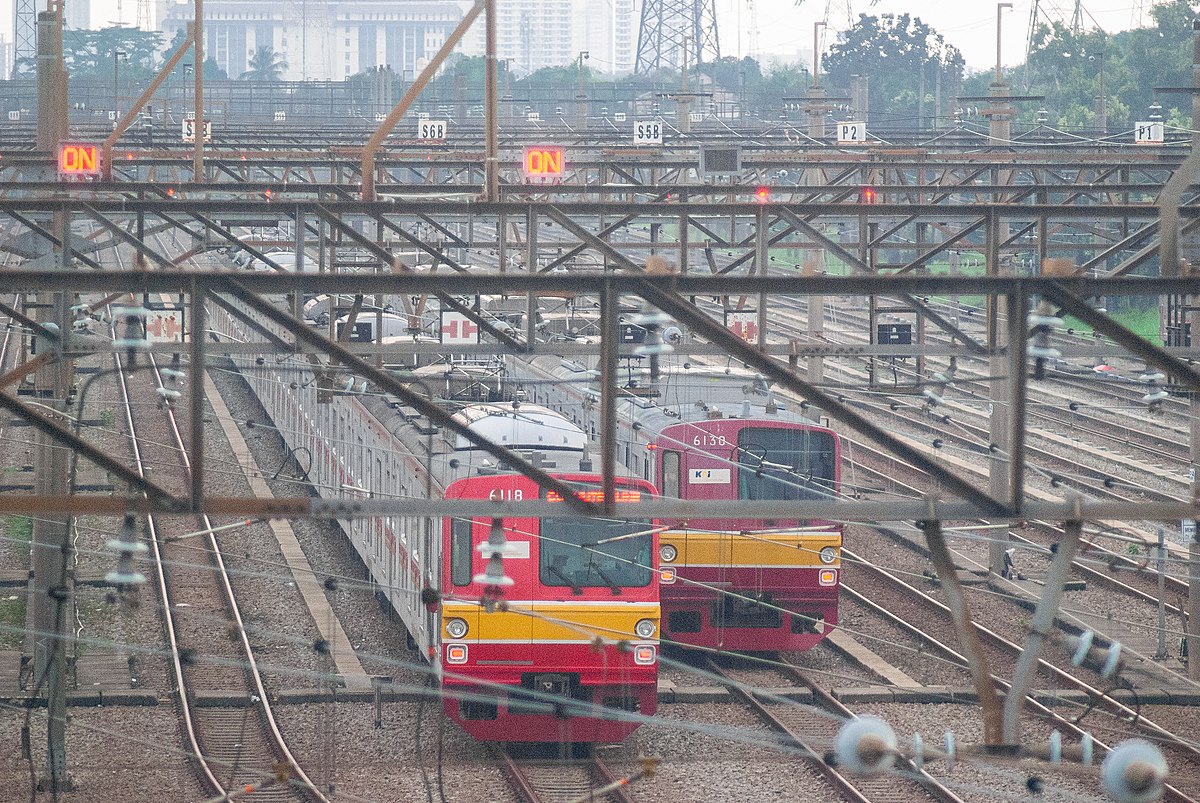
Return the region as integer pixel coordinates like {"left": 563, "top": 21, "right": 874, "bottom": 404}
{"left": 461, "top": 0, "right": 634, "bottom": 76}
{"left": 159, "top": 0, "right": 463, "bottom": 81}
{"left": 64, "top": 0, "right": 90, "bottom": 31}
{"left": 0, "top": 35, "right": 11, "bottom": 80}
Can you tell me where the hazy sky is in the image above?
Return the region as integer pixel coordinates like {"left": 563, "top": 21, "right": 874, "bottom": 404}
{"left": 0, "top": 0, "right": 1164, "bottom": 72}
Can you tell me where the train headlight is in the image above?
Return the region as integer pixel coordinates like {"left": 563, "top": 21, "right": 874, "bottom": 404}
{"left": 446, "top": 644, "right": 468, "bottom": 664}
{"left": 659, "top": 568, "right": 676, "bottom": 584}
{"left": 819, "top": 546, "right": 838, "bottom": 565}
{"left": 819, "top": 569, "right": 837, "bottom": 586}
{"left": 445, "top": 618, "right": 469, "bottom": 639}
{"left": 659, "top": 544, "right": 677, "bottom": 563}
{"left": 634, "top": 618, "right": 657, "bottom": 639}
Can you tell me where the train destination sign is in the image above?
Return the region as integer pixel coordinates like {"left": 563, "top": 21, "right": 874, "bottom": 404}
{"left": 57, "top": 143, "right": 101, "bottom": 177}
{"left": 522, "top": 146, "right": 564, "bottom": 180}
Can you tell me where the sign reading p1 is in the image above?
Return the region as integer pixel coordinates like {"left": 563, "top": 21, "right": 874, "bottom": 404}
{"left": 418, "top": 119, "right": 448, "bottom": 140}
{"left": 58, "top": 143, "right": 101, "bottom": 178}
{"left": 633, "top": 119, "right": 663, "bottom": 145}
{"left": 1134, "top": 121, "right": 1164, "bottom": 145}
{"left": 522, "top": 146, "right": 564, "bottom": 180}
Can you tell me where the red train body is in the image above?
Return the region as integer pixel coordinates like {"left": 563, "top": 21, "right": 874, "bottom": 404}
{"left": 653, "top": 418, "right": 842, "bottom": 652}
{"left": 439, "top": 473, "right": 660, "bottom": 742}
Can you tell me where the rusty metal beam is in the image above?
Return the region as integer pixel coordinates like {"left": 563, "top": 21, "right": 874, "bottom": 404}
{"left": 1042, "top": 282, "right": 1200, "bottom": 390}
{"left": 0, "top": 390, "right": 181, "bottom": 509}
{"left": 634, "top": 277, "right": 1009, "bottom": 516}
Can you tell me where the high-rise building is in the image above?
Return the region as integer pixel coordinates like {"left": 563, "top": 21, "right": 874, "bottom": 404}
{"left": 461, "top": 0, "right": 633, "bottom": 76}
{"left": 0, "top": 35, "right": 12, "bottom": 80}
{"left": 160, "top": 0, "right": 463, "bottom": 81}
{"left": 64, "top": 0, "right": 90, "bottom": 31}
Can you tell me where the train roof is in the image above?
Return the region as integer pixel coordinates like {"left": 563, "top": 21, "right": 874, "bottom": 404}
{"left": 511, "top": 353, "right": 829, "bottom": 435}
{"left": 451, "top": 403, "right": 586, "bottom": 452}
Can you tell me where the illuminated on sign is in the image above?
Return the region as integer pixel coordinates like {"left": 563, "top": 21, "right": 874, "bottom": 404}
{"left": 523, "top": 146, "right": 564, "bottom": 179}
{"left": 58, "top": 143, "right": 101, "bottom": 177}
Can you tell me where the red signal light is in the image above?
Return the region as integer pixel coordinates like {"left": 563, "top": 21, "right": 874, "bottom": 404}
{"left": 755, "top": 186, "right": 770, "bottom": 203}
{"left": 166, "top": 187, "right": 175, "bottom": 197}
{"left": 860, "top": 187, "right": 877, "bottom": 204}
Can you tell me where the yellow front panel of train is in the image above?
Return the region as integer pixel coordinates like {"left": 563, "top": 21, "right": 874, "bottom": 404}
{"left": 663, "top": 531, "right": 841, "bottom": 567}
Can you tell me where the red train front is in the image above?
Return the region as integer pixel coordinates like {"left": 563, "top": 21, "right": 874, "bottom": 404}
{"left": 653, "top": 418, "right": 842, "bottom": 652}
{"left": 439, "top": 473, "right": 660, "bottom": 742}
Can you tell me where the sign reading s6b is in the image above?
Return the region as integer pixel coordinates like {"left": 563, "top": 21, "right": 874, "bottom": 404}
{"left": 58, "top": 143, "right": 101, "bottom": 178}
{"left": 418, "top": 119, "right": 448, "bottom": 140}
{"left": 522, "top": 146, "right": 564, "bottom": 181}
{"left": 633, "top": 119, "right": 663, "bottom": 145}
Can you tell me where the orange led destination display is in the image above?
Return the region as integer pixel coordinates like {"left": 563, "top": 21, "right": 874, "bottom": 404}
{"left": 522, "top": 146, "right": 564, "bottom": 178}
{"left": 58, "top": 143, "right": 101, "bottom": 177}
{"left": 546, "top": 489, "right": 642, "bottom": 503}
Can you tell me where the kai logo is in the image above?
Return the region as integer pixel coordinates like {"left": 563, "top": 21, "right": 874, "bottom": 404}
{"left": 688, "top": 468, "right": 730, "bottom": 485}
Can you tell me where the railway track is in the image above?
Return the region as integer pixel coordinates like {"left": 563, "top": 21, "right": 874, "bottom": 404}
{"left": 705, "top": 657, "right": 962, "bottom": 803}
{"left": 843, "top": 548, "right": 1200, "bottom": 800}
{"left": 493, "top": 745, "right": 639, "bottom": 803}
{"left": 109, "top": 291, "right": 328, "bottom": 802}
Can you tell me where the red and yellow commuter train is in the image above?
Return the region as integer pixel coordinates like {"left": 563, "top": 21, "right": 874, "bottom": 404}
{"left": 219, "top": 304, "right": 661, "bottom": 743}
{"left": 509, "top": 355, "right": 843, "bottom": 653}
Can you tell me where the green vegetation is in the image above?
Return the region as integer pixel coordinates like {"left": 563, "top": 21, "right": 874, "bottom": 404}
{"left": 961, "top": 0, "right": 1197, "bottom": 129}
{"left": 7, "top": 515, "right": 32, "bottom": 560}
{"left": 98, "top": 408, "right": 115, "bottom": 428}
{"left": 0, "top": 595, "right": 26, "bottom": 649}
{"left": 1062, "top": 307, "right": 1163, "bottom": 345}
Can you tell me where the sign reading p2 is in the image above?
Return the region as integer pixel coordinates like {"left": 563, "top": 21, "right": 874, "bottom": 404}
{"left": 58, "top": 143, "right": 101, "bottom": 178}
{"left": 522, "top": 146, "right": 564, "bottom": 181}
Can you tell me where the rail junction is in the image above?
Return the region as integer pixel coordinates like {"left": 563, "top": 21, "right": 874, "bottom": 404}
{"left": 6, "top": 8, "right": 1200, "bottom": 803}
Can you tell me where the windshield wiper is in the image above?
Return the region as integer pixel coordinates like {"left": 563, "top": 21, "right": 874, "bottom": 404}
{"left": 547, "top": 564, "right": 583, "bottom": 595}
{"left": 588, "top": 558, "right": 623, "bottom": 596}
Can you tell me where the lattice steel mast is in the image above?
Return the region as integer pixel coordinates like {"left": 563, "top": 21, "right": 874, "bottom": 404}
{"left": 634, "top": 0, "right": 720, "bottom": 75}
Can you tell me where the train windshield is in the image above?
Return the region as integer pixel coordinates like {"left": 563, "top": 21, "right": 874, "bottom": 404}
{"left": 737, "top": 427, "right": 837, "bottom": 501}
{"left": 540, "top": 517, "right": 653, "bottom": 590}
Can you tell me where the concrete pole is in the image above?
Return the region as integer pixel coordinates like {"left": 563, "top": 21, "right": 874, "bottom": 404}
{"left": 31, "top": 234, "right": 74, "bottom": 793}
{"left": 1188, "top": 19, "right": 1200, "bottom": 682}
{"left": 987, "top": 209, "right": 1010, "bottom": 576}
{"left": 193, "top": 0, "right": 204, "bottom": 180}
{"left": 484, "top": 0, "right": 498, "bottom": 201}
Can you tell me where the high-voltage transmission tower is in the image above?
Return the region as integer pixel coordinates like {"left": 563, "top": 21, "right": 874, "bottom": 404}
{"left": 13, "top": 0, "right": 38, "bottom": 68}
{"left": 634, "top": 0, "right": 720, "bottom": 75}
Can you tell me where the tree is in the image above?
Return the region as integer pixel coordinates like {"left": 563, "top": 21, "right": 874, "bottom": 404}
{"left": 822, "top": 13, "right": 964, "bottom": 128}
{"left": 16, "top": 25, "right": 163, "bottom": 80}
{"left": 240, "top": 46, "right": 287, "bottom": 81}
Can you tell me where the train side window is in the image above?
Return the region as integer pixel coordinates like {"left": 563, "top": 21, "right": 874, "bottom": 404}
{"left": 450, "top": 519, "right": 472, "bottom": 586}
{"left": 661, "top": 450, "right": 681, "bottom": 497}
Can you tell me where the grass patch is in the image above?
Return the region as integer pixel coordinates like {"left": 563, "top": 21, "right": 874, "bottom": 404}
{"left": 7, "top": 515, "right": 32, "bottom": 560}
{"left": 0, "top": 595, "right": 26, "bottom": 649}
{"left": 0, "top": 592, "right": 26, "bottom": 648}
{"left": 1061, "top": 308, "right": 1162, "bottom": 345}
{"left": 98, "top": 409, "right": 115, "bottom": 428}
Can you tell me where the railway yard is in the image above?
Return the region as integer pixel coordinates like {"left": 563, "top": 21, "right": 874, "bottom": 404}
{"left": 9, "top": 34, "right": 1200, "bottom": 803}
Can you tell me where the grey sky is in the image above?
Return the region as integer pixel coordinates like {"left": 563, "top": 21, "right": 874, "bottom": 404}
{"left": 0, "top": 0, "right": 1160, "bottom": 72}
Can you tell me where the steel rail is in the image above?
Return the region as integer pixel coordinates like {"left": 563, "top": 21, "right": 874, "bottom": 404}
{"left": 108, "top": 271, "right": 327, "bottom": 801}
{"left": 150, "top": 347, "right": 329, "bottom": 800}
{"left": 702, "top": 658, "right": 872, "bottom": 803}
{"left": 775, "top": 659, "right": 970, "bottom": 803}
{"left": 841, "top": 563, "right": 1195, "bottom": 801}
